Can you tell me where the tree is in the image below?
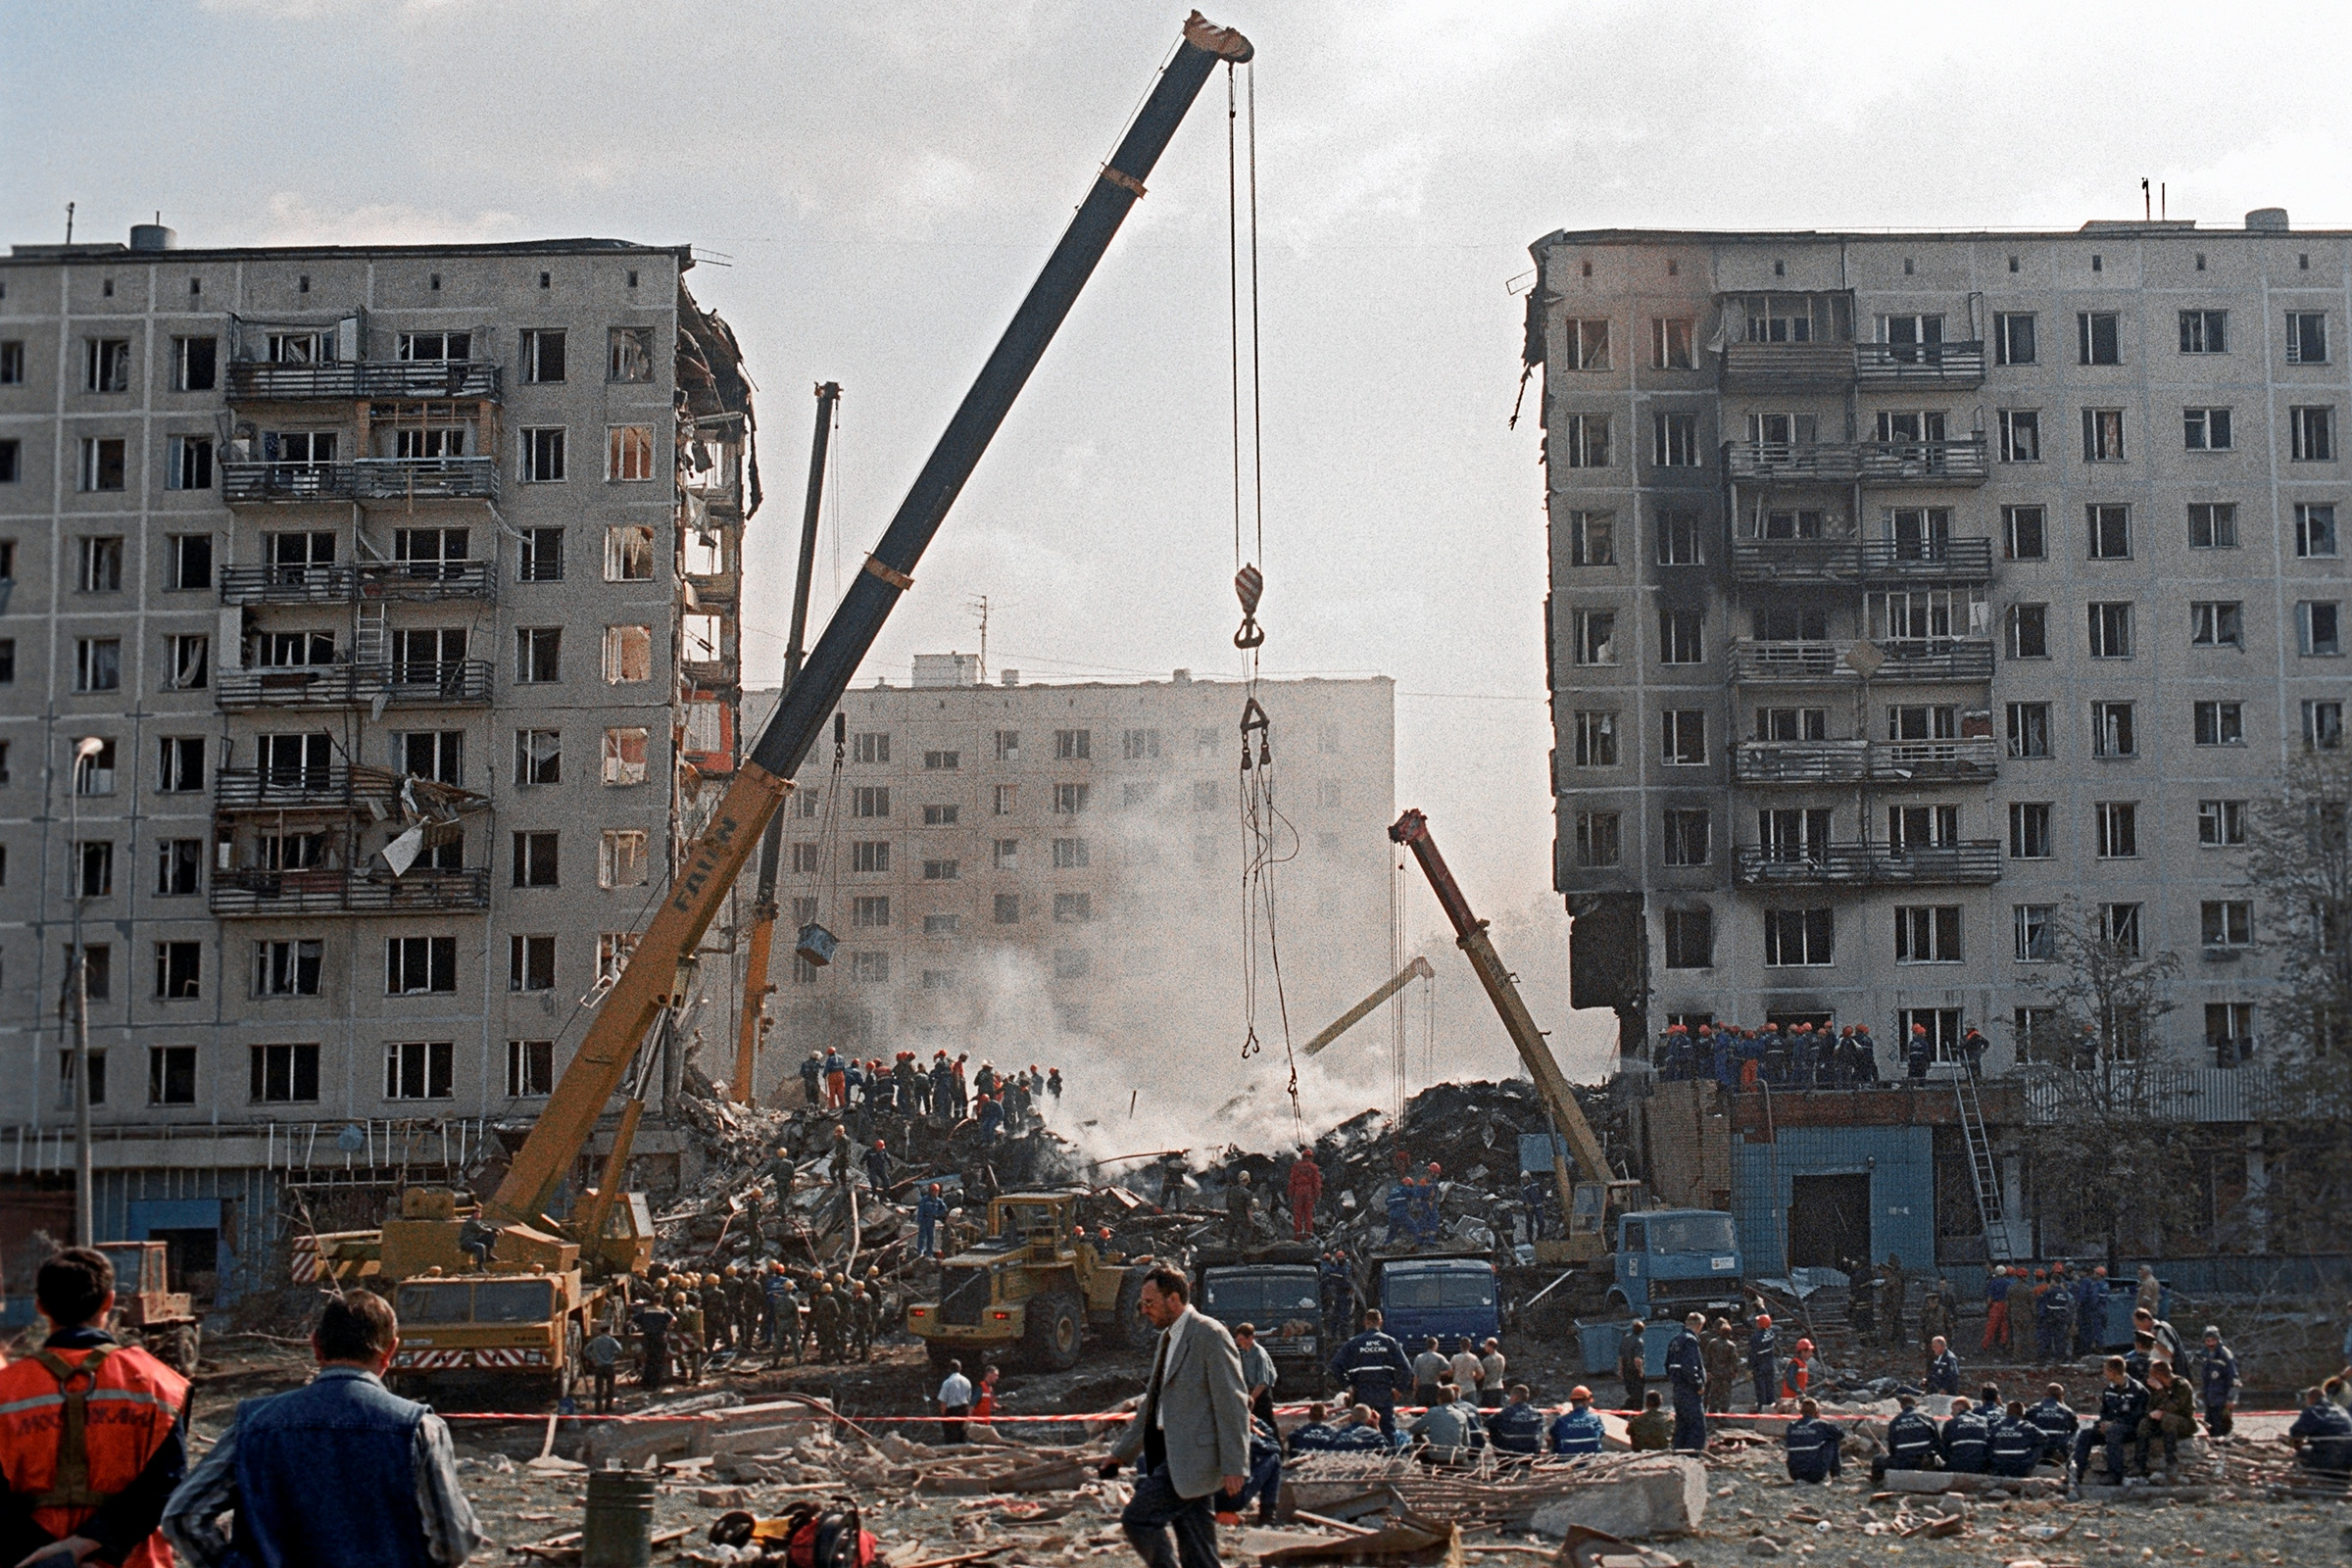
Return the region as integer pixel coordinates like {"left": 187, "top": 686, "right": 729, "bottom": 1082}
{"left": 2244, "top": 752, "right": 2352, "bottom": 1251}
{"left": 2016, "top": 899, "right": 2194, "bottom": 1260}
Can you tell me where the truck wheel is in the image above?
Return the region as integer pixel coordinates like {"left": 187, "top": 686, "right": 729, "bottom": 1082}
{"left": 1113, "top": 1269, "right": 1155, "bottom": 1351}
{"left": 1022, "top": 1293, "right": 1084, "bottom": 1371}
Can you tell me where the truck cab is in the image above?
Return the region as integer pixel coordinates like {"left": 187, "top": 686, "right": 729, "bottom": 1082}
{"left": 1374, "top": 1254, "right": 1500, "bottom": 1351}
{"left": 1197, "top": 1251, "right": 1324, "bottom": 1388}
{"left": 1604, "top": 1208, "right": 1743, "bottom": 1320}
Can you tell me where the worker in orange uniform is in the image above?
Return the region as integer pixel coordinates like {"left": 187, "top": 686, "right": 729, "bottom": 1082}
{"left": 0, "top": 1248, "right": 188, "bottom": 1568}
{"left": 1288, "top": 1149, "right": 1324, "bottom": 1241}
{"left": 1779, "top": 1338, "right": 1815, "bottom": 1404}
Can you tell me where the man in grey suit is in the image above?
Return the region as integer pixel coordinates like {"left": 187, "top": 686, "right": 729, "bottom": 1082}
{"left": 1101, "top": 1265, "right": 1250, "bottom": 1568}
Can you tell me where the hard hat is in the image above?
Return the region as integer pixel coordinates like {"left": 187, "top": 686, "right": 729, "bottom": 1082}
{"left": 874, "top": 1140, "right": 886, "bottom": 1150}
{"left": 1570, "top": 1386, "right": 1592, "bottom": 1401}
{"left": 1795, "top": 1338, "right": 1814, "bottom": 1352}
{"left": 1756, "top": 1314, "right": 1772, "bottom": 1327}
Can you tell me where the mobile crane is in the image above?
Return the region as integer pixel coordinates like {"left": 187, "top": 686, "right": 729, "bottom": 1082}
{"left": 1388, "top": 809, "right": 1640, "bottom": 1266}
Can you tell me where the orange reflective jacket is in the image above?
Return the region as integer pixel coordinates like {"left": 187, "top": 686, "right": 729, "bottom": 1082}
{"left": 0, "top": 1343, "right": 188, "bottom": 1568}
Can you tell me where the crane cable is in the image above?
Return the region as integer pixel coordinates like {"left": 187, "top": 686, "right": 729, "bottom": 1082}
{"left": 1223, "top": 60, "right": 1301, "bottom": 1148}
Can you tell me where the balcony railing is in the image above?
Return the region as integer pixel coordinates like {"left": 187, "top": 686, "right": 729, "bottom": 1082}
{"left": 1723, "top": 438, "right": 1988, "bottom": 486}
{"left": 210, "top": 867, "right": 490, "bottom": 917}
{"left": 1719, "top": 341, "right": 1856, "bottom": 390}
{"left": 220, "top": 559, "right": 495, "bottom": 605}
{"left": 216, "top": 660, "right": 494, "bottom": 710}
{"left": 1734, "top": 736, "right": 1999, "bottom": 785}
{"left": 227, "top": 361, "right": 503, "bottom": 402}
{"left": 223, "top": 458, "right": 498, "bottom": 506}
{"left": 1734, "top": 840, "right": 2003, "bottom": 887}
{"left": 1731, "top": 638, "right": 1994, "bottom": 684}
{"left": 214, "top": 764, "right": 403, "bottom": 812}
{"left": 1858, "top": 437, "right": 1988, "bottom": 485}
{"left": 1853, "top": 340, "right": 1986, "bottom": 387}
{"left": 1729, "top": 536, "right": 1993, "bottom": 584}
{"left": 1874, "top": 637, "right": 1994, "bottom": 681}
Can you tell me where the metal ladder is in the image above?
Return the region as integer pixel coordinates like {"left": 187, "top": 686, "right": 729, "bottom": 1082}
{"left": 1953, "top": 1069, "right": 2019, "bottom": 1261}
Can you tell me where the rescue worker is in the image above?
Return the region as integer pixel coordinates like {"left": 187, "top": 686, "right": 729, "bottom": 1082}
{"left": 2035, "top": 1265, "right": 2075, "bottom": 1361}
{"left": 1484, "top": 1386, "right": 1545, "bottom": 1456}
{"left": 1779, "top": 1337, "right": 1815, "bottom": 1404}
{"left": 704, "top": 1269, "right": 734, "bottom": 1351}
{"left": 828, "top": 1124, "right": 856, "bottom": 1189}
{"left": 2199, "top": 1326, "right": 2239, "bottom": 1437}
{"left": 1879, "top": 1253, "right": 1907, "bottom": 1346}
{"left": 821, "top": 1046, "right": 847, "bottom": 1108}
{"left": 1406, "top": 1384, "right": 1484, "bottom": 1465}
{"left": 1319, "top": 1251, "right": 1356, "bottom": 1348}
{"left": 1982, "top": 1265, "right": 2013, "bottom": 1355}
{"left": 1617, "top": 1321, "right": 1647, "bottom": 1411}
{"left": 1702, "top": 1318, "right": 1740, "bottom": 1414}
{"left": 930, "top": 1054, "right": 956, "bottom": 1126}
{"left": 1046, "top": 1066, "right": 1062, "bottom": 1110}
{"left": 1665, "top": 1312, "right": 1708, "bottom": 1451}
{"left": 674, "top": 1291, "right": 706, "bottom": 1383}
{"left": 1478, "top": 1340, "right": 1507, "bottom": 1410}
{"left": 1844, "top": 1254, "right": 1876, "bottom": 1342}
{"left": 0, "top": 1248, "right": 188, "bottom": 1568}
{"left": 1548, "top": 1388, "right": 1606, "bottom": 1456}
{"left": 2133, "top": 1304, "right": 2185, "bottom": 1369}
{"left": 1783, "top": 1397, "right": 1842, "bottom": 1483}
{"left": 1327, "top": 1308, "right": 1414, "bottom": 1439}
{"left": 1385, "top": 1180, "right": 1414, "bottom": 1245}
{"left": 2286, "top": 1385, "right": 2352, "bottom": 1476}
{"left": 2072, "top": 1355, "right": 2149, "bottom": 1490}
{"left": 2026, "top": 1382, "right": 2080, "bottom": 1463}
{"left": 800, "top": 1051, "right": 823, "bottom": 1107}
{"left": 975, "top": 1093, "right": 1004, "bottom": 1149}
{"left": 1988, "top": 1400, "right": 2043, "bottom": 1477}
{"left": 1917, "top": 1290, "right": 1955, "bottom": 1365}
{"left": 1218, "top": 1414, "right": 1285, "bottom": 1528}
{"left": 916, "top": 1183, "right": 951, "bottom": 1258}
{"left": 764, "top": 1267, "right": 802, "bottom": 1365}
{"left": 865, "top": 1140, "right": 892, "bottom": 1192}
{"left": 1235, "top": 1325, "right": 1278, "bottom": 1429}
{"left": 809, "top": 1284, "right": 845, "bottom": 1363}
{"left": 1410, "top": 1339, "right": 1449, "bottom": 1411}
{"left": 850, "top": 1287, "right": 878, "bottom": 1362}
{"left": 1625, "top": 1392, "right": 1673, "bottom": 1451}
{"left": 1748, "top": 1313, "right": 1778, "bottom": 1410}
{"left": 1285, "top": 1403, "right": 1342, "bottom": 1453}
{"left": 1287, "top": 1150, "right": 1323, "bottom": 1241}
{"left": 1408, "top": 1175, "right": 1444, "bottom": 1247}
{"left": 2133, "top": 1360, "right": 2195, "bottom": 1479}
{"left": 1224, "top": 1170, "right": 1255, "bottom": 1247}
{"left": 1325, "top": 1405, "right": 1393, "bottom": 1452}
{"left": 583, "top": 1323, "right": 622, "bottom": 1414}
{"left": 1940, "top": 1396, "right": 1992, "bottom": 1474}
{"left": 734, "top": 1267, "right": 766, "bottom": 1350}
{"left": 1927, "top": 1335, "right": 1961, "bottom": 1396}
{"left": 633, "top": 1295, "right": 674, "bottom": 1390}
{"left": 2074, "top": 1265, "right": 2110, "bottom": 1357}
{"left": 1873, "top": 1393, "right": 1941, "bottom": 1481}
{"left": 1905, "top": 1023, "right": 1934, "bottom": 1082}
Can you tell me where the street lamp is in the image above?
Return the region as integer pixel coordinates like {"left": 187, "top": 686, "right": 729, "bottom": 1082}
{"left": 68, "top": 735, "right": 104, "bottom": 1247}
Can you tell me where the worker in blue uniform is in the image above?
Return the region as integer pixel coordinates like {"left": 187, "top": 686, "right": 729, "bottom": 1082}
{"left": 1328, "top": 1308, "right": 1415, "bottom": 1440}
{"left": 1871, "top": 1393, "right": 1941, "bottom": 1481}
{"left": 2072, "top": 1357, "right": 2150, "bottom": 1490}
{"left": 1940, "top": 1396, "right": 1992, "bottom": 1474}
{"left": 1665, "top": 1311, "right": 1708, "bottom": 1451}
{"left": 1747, "top": 1313, "right": 1778, "bottom": 1410}
{"left": 1988, "top": 1400, "right": 2043, "bottom": 1477}
{"left": 2025, "top": 1383, "right": 2079, "bottom": 1463}
{"left": 1783, "top": 1398, "right": 1842, "bottom": 1483}
{"left": 1548, "top": 1387, "right": 1606, "bottom": 1457}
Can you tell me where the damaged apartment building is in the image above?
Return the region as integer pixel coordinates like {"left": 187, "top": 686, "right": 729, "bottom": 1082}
{"left": 0, "top": 227, "right": 757, "bottom": 1305}
{"left": 1527, "top": 215, "right": 2345, "bottom": 1280}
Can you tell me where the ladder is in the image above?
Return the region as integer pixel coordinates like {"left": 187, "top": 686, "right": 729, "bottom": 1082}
{"left": 1953, "top": 1069, "right": 2019, "bottom": 1261}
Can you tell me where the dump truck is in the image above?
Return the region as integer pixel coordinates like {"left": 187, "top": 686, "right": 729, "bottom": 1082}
{"left": 1195, "top": 1244, "right": 1326, "bottom": 1390}
{"left": 93, "top": 1240, "right": 201, "bottom": 1374}
{"left": 905, "top": 1191, "right": 1159, "bottom": 1370}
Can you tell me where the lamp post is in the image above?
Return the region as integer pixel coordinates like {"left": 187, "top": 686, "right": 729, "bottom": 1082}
{"left": 68, "top": 735, "right": 104, "bottom": 1247}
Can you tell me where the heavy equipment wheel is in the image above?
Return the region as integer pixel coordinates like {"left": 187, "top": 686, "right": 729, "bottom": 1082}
{"left": 1114, "top": 1268, "right": 1156, "bottom": 1350}
{"left": 1021, "top": 1293, "right": 1084, "bottom": 1371}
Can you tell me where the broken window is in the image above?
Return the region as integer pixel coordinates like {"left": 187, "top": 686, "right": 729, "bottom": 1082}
{"left": 1655, "top": 513, "right": 1702, "bottom": 565}
{"left": 155, "top": 840, "right": 200, "bottom": 896}
{"left": 1572, "top": 710, "right": 1616, "bottom": 767}
{"left": 1054, "top": 729, "right": 1091, "bottom": 760}
{"left": 514, "top": 729, "right": 562, "bottom": 785}
{"left": 852, "top": 841, "right": 889, "bottom": 873}
{"left": 2197, "top": 799, "right": 2247, "bottom": 847}
{"left": 683, "top": 613, "right": 723, "bottom": 666}
{"left": 384, "top": 1040, "right": 455, "bottom": 1101}
{"left": 524, "top": 427, "right": 567, "bottom": 483}
{"left": 84, "top": 338, "right": 130, "bottom": 392}
{"left": 2189, "top": 503, "right": 2238, "bottom": 549}
{"left": 2189, "top": 602, "right": 2243, "bottom": 648}
{"left": 601, "top": 625, "right": 652, "bottom": 683}
{"left": 1658, "top": 608, "right": 1703, "bottom": 664}
{"left": 157, "top": 736, "right": 204, "bottom": 792}
{"left": 1761, "top": 907, "right": 1834, "bottom": 966}
{"left": 168, "top": 436, "right": 215, "bottom": 491}
{"left": 1661, "top": 710, "right": 1706, "bottom": 765}
{"left": 1052, "top": 837, "right": 1091, "bottom": 869}
{"left": 599, "top": 829, "right": 649, "bottom": 889}
{"left": 608, "top": 425, "right": 656, "bottom": 481}
{"left": 507, "top": 1040, "right": 555, "bottom": 1098}
{"left": 1998, "top": 410, "right": 2039, "bottom": 463}
{"left": 2082, "top": 408, "right": 2127, "bottom": 461}
{"left": 1661, "top": 808, "right": 1708, "bottom": 866}
{"left": 1564, "top": 318, "right": 1608, "bottom": 369}
{"left": 1651, "top": 412, "right": 1700, "bottom": 466}
{"left": 2200, "top": 901, "right": 2253, "bottom": 950}
{"left": 77, "top": 439, "right": 125, "bottom": 493}
{"left": 171, "top": 336, "right": 216, "bottom": 391}
{"left": 519, "top": 329, "right": 566, "bottom": 383}
{"left": 995, "top": 784, "right": 1017, "bottom": 815}
{"left": 510, "top": 934, "right": 557, "bottom": 993}
{"left": 1053, "top": 783, "right": 1090, "bottom": 814}
{"left": 518, "top": 527, "right": 564, "bottom": 582}
{"left": 1572, "top": 811, "right": 1619, "bottom": 868}
{"left": 2095, "top": 802, "right": 2138, "bottom": 858}
{"left": 397, "top": 332, "right": 471, "bottom": 362}
{"left": 2180, "top": 310, "right": 2227, "bottom": 355}
{"left": 1752, "top": 709, "right": 1823, "bottom": 742}
{"left": 1650, "top": 318, "right": 1693, "bottom": 369}
{"left": 1893, "top": 906, "right": 1962, "bottom": 962}
{"left": 386, "top": 937, "right": 458, "bottom": 995}
{"left": 1662, "top": 908, "right": 1713, "bottom": 969}
{"left": 2287, "top": 312, "right": 2328, "bottom": 365}
{"left": 391, "top": 627, "right": 466, "bottom": 684}
{"left": 2183, "top": 407, "right": 2233, "bottom": 451}
{"left": 1572, "top": 610, "right": 1615, "bottom": 665}
{"left": 74, "top": 638, "right": 121, "bottom": 692}
{"left": 2291, "top": 406, "right": 2335, "bottom": 462}
{"left": 608, "top": 327, "right": 654, "bottom": 382}
{"left": 2088, "top": 602, "right": 2133, "bottom": 658}
{"left": 1566, "top": 512, "right": 1612, "bottom": 566}
{"left": 598, "top": 932, "right": 638, "bottom": 983}
{"left": 1994, "top": 313, "right": 2036, "bottom": 366}
{"left": 605, "top": 524, "right": 656, "bottom": 581}
{"left": 2077, "top": 312, "right": 2120, "bottom": 366}
{"left": 391, "top": 426, "right": 468, "bottom": 460}
{"left": 2300, "top": 601, "right": 2342, "bottom": 657}
{"left": 511, "top": 831, "right": 560, "bottom": 888}
{"left": 1561, "top": 414, "right": 1609, "bottom": 467}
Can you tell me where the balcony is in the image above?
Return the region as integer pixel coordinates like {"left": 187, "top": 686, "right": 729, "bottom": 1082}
{"left": 1728, "top": 637, "right": 1993, "bottom": 685}
{"left": 220, "top": 559, "right": 495, "bottom": 606}
{"left": 210, "top": 867, "right": 490, "bottom": 917}
{"left": 222, "top": 458, "right": 498, "bottom": 507}
{"left": 227, "top": 361, "right": 503, "bottom": 403}
{"left": 216, "top": 660, "right": 494, "bottom": 711}
{"left": 1720, "top": 341, "right": 1856, "bottom": 390}
{"left": 1734, "top": 736, "right": 1998, "bottom": 785}
{"left": 1721, "top": 437, "right": 1987, "bottom": 488}
{"left": 1873, "top": 638, "right": 1993, "bottom": 681}
{"left": 1734, "top": 840, "right": 2003, "bottom": 887}
{"left": 1853, "top": 340, "right": 1986, "bottom": 388}
{"left": 1858, "top": 437, "right": 1987, "bottom": 486}
{"left": 214, "top": 764, "right": 402, "bottom": 813}
{"left": 1729, "top": 536, "right": 1993, "bottom": 584}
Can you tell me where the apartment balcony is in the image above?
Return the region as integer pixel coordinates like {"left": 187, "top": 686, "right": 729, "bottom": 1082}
{"left": 1719, "top": 341, "right": 1856, "bottom": 390}
{"left": 216, "top": 660, "right": 494, "bottom": 711}
{"left": 226, "top": 361, "right": 503, "bottom": 403}
{"left": 1729, "top": 536, "right": 1993, "bottom": 585}
{"left": 1733, "top": 737, "right": 1998, "bottom": 785}
{"left": 210, "top": 866, "right": 490, "bottom": 918}
{"left": 220, "top": 559, "right": 495, "bottom": 606}
{"left": 681, "top": 658, "right": 739, "bottom": 692}
{"left": 1721, "top": 437, "right": 1987, "bottom": 487}
{"left": 1859, "top": 437, "right": 1988, "bottom": 486}
{"left": 1733, "top": 840, "right": 2003, "bottom": 887}
{"left": 222, "top": 458, "right": 498, "bottom": 507}
{"left": 1853, "top": 340, "right": 1986, "bottom": 388}
{"left": 214, "top": 764, "right": 402, "bottom": 813}
{"left": 1729, "top": 637, "right": 1993, "bottom": 685}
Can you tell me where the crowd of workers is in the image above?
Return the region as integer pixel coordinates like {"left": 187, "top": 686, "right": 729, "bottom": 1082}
{"left": 576, "top": 1256, "right": 894, "bottom": 1412}
{"left": 802, "top": 1049, "right": 1060, "bottom": 1141}
{"left": 1651, "top": 1020, "right": 1993, "bottom": 1088}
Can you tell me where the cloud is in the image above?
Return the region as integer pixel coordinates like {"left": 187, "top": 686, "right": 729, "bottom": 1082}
{"left": 256, "top": 192, "right": 527, "bottom": 247}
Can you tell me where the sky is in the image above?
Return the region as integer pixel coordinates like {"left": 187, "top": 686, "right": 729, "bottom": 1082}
{"left": 10, "top": 0, "right": 2352, "bottom": 1086}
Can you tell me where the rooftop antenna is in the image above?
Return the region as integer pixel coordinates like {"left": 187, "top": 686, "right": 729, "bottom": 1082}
{"left": 2141, "top": 178, "right": 2150, "bottom": 221}
{"left": 2161, "top": 182, "right": 2167, "bottom": 221}
{"left": 64, "top": 202, "right": 74, "bottom": 244}
{"left": 966, "top": 594, "right": 990, "bottom": 683}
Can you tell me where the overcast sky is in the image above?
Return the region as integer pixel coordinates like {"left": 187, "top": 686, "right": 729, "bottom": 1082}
{"left": 11, "top": 0, "right": 2351, "bottom": 1077}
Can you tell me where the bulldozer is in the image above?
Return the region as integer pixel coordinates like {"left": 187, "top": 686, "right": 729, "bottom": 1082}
{"left": 905, "top": 1192, "right": 1159, "bottom": 1370}
{"left": 93, "top": 1241, "right": 200, "bottom": 1375}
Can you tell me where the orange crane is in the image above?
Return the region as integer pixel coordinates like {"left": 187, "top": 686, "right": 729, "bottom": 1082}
{"left": 734, "top": 380, "right": 841, "bottom": 1105}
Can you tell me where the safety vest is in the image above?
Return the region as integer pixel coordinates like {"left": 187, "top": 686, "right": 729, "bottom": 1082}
{"left": 0, "top": 1342, "right": 188, "bottom": 1568}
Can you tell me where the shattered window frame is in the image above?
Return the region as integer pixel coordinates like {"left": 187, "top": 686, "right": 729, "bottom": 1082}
{"left": 607, "top": 425, "right": 657, "bottom": 482}
{"left": 602, "top": 727, "right": 649, "bottom": 786}
{"left": 608, "top": 327, "right": 655, "bottom": 383}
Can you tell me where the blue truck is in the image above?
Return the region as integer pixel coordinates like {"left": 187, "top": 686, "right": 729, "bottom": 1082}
{"left": 1374, "top": 1253, "right": 1502, "bottom": 1350}
{"left": 1579, "top": 1208, "right": 1745, "bottom": 1375}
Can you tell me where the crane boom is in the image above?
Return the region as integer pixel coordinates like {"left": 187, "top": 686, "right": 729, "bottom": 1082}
{"left": 1388, "top": 808, "right": 1610, "bottom": 1223}
{"left": 1299, "top": 956, "right": 1435, "bottom": 1057}
{"left": 735, "top": 379, "right": 841, "bottom": 1105}
{"left": 489, "top": 12, "right": 1256, "bottom": 1228}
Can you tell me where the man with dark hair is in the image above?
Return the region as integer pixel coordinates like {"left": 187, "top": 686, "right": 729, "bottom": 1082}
{"left": 164, "top": 1291, "right": 484, "bottom": 1568}
{"left": 2072, "top": 1355, "right": 2149, "bottom": 1492}
{"left": 1102, "top": 1267, "right": 1250, "bottom": 1568}
{"left": 0, "top": 1248, "right": 189, "bottom": 1568}
{"left": 2286, "top": 1385, "right": 2352, "bottom": 1476}
{"left": 1328, "top": 1308, "right": 1413, "bottom": 1440}
{"left": 1872, "top": 1393, "right": 1940, "bottom": 1481}
{"left": 2026, "top": 1382, "right": 2079, "bottom": 1463}
{"left": 1783, "top": 1397, "right": 1842, "bottom": 1483}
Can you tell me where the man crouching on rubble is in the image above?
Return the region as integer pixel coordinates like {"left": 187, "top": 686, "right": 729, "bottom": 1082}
{"left": 1101, "top": 1267, "right": 1250, "bottom": 1568}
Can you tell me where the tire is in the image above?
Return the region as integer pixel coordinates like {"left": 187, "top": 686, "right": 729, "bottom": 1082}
{"left": 1113, "top": 1268, "right": 1156, "bottom": 1351}
{"left": 1021, "top": 1293, "right": 1084, "bottom": 1372}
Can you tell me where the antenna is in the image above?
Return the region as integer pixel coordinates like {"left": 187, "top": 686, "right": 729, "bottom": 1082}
{"left": 2141, "top": 177, "right": 2150, "bottom": 221}
{"left": 2160, "top": 182, "right": 2167, "bottom": 221}
{"left": 966, "top": 594, "right": 990, "bottom": 683}
{"left": 64, "top": 202, "right": 74, "bottom": 244}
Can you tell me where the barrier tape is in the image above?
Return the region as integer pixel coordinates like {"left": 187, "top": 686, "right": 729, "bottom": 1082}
{"left": 434, "top": 1402, "right": 2304, "bottom": 1427}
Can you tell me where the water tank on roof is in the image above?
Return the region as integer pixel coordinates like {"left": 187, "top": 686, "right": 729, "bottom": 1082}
{"left": 128, "top": 223, "right": 177, "bottom": 252}
{"left": 2245, "top": 208, "right": 2290, "bottom": 233}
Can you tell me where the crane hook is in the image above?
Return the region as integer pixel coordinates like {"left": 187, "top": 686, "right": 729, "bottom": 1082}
{"left": 1233, "top": 563, "right": 1265, "bottom": 648}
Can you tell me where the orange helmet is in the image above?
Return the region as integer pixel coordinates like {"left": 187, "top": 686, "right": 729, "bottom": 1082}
{"left": 1755, "top": 1314, "right": 1772, "bottom": 1328}
{"left": 1570, "top": 1386, "right": 1592, "bottom": 1402}
{"left": 1795, "top": 1338, "right": 1815, "bottom": 1353}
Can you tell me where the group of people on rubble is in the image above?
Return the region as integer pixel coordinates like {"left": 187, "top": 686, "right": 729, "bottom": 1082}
{"left": 802, "top": 1048, "right": 1060, "bottom": 1134}
{"left": 584, "top": 1257, "right": 892, "bottom": 1411}
{"left": 1652, "top": 1019, "right": 1991, "bottom": 1088}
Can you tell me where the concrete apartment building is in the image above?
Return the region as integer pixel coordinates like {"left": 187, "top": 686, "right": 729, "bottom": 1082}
{"left": 0, "top": 226, "right": 756, "bottom": 1301}
{"left": 722, "top": 662, "right": 1397, "bottom": 1106}
{"left": 1531, "top": 212, "right": 2346, "bottom": 1081}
